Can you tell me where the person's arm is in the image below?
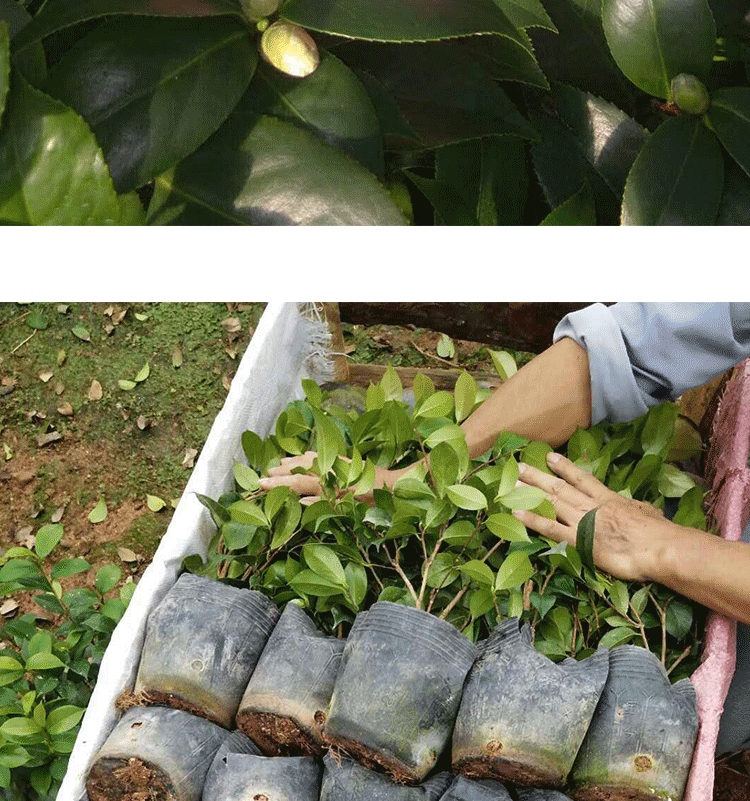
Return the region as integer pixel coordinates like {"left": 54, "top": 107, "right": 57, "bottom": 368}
{"left": 514, "top": 452, "right": 750, "bottom": 625}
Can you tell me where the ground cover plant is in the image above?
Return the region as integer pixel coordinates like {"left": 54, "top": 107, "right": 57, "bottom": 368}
{"left": 188, "top": 358, "right": 709, "bottom": 681}
{"left": 0, "top": 0, "right": 748, "bottom": 224}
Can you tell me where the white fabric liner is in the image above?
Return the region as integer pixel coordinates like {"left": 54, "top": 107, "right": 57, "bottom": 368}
{"left": 58, "top": 302, "right": 333, "bottom": 801}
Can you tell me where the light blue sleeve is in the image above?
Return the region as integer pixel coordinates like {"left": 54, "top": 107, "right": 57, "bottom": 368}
{"left": 553, "top": 303, "right": 750, "bottom": 424}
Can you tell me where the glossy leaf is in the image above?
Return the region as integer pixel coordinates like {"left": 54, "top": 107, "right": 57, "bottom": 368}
{"left": 34, "top": 524, "right": 63, "bottom": 559}
{"left": 148, "top": 114, "right": 405, "bottom": 225}
{"left": 539, "top": 180, "right": 596, "bottom": 224}
{"left": 333, "top": 41, "right": 538, "bottom": 148}
{"left": 529, "top": 83, "right": 647, "bottom": 224}
{"left": 459, "top": 560, "right": 495, "bottom": 588}
{"left": 239, "top": 54, "right": 382, "bottom": 176}
{"left": 0, "top": 0, "right": 45, "bottom": 85}
{"left": 12, "top": 0, "right": 241, "bottom": 55}
{"left": 621, "top": 115, "right": 724, "bottom": 225}
{"left": 446, "top": 484, "right": 488, "bottom": 511}
{"left": 303, "top": 543, "right": 347, "bottom": 587}
{"left": 457, "top": 32, "right": 549, "bottom": 89}
{"left": 454, "top": 371, "right": 478, "bottom": 422}
{"left": 499, "top": 485, "right": 547, "bottom": 510}
{"left": 403, "top": 171, "right": 478, "bottom": 225}
{"left": 602, "top": 0, "right": 716, "bottom": 99}
{"left": 492, "top": 0, "right": 556, "bottom": 31}
{"left": 45, "top": 17, "right": 256, "bottom": 193}
{"left": 530, "top": 0, "right": 636, "bottom": 108}
{"left": 716, "top": 157, "right": 750, "bottom": 225}
{"left": 707, "top": 88, "right": 750, "bottom": 181}
{"left": 494, "top": 551, "right": 534, "bottom": 590}
{"left": 280, "top": 0, "right": 525, "bottom": 45}
{"left": 0, "top": 71, "right": 142, "bottom": 224}
{"left": 353, "top": 68, "right": 420, "bottom": 150}
{"left": 485, "top": 512, "right": 530, "bottom": 541}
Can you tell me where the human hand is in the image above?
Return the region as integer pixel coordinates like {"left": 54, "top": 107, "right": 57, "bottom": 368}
{"left": 511, "top": 452, "right": 667, "bottom": 583}
{"left": 258, "top": 451, "right": 401, "bottom": 506}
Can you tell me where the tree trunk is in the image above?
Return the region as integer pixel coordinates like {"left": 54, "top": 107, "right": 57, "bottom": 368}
{"left": 337, "top": 303, "right": 603, "bottom": 353}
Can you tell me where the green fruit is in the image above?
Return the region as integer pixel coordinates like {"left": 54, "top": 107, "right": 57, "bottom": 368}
{"left": 260, "top": 21, "right": 320, "bottom": 78}
{"left": 240, "top": 0, "right": 281, "bottom": 22}
{"left": 670, "top": 74, "right": 710, "bottom": 115}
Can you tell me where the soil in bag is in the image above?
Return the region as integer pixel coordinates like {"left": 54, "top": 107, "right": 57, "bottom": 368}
{"left": 133, "top": 574, "right": 280, "bottom": 728}
{"left": 319, "top": 751, "right": 453, "bottom": 801}
{"left": 516, "top": 790, "right": 575, "bottom": 801}
{"left": 236, "top": 602, "right": 346, "bottom": 756}
{"left": 86, "top": 706, "right": 229, "bottom": 801}
{"left": 452, "top": 618, "right": 609, "bottom": 788}
{"left": 200, "top": 753, "right": 322, "bottom": 801}
{"left": 323, "top": 601, "right": 477, "bottom": 784}
{"left": 568, "top": 645, "right": 699, "bottom": 801}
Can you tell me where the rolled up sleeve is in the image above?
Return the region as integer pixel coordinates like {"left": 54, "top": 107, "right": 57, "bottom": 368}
{"left": 553, "top": 303, "right": 750, "bottom": 424}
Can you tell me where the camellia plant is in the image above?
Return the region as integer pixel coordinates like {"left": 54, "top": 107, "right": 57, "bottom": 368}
{"left": 0, "top": 525, "right": 135, "bottom": 800}
{"left": 0, "top": 0, "right": 747, "bottom": 224}
{"left": 188, "top": 358, "right": 709, "bottom": 685}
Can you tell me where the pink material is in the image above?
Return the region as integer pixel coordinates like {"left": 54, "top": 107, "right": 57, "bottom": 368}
{"left": 684, "top": 359, "right": 750, "bottom": 801}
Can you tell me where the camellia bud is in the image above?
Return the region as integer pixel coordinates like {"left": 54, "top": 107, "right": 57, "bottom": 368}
{"left": 670, "top": 74, "right": 710, "bottom": 115}
{"left": 240, "top": 0, "right": 281, "bottom": 22}
{"left": 260, "top": 21, "right": 320, "bottom": 78}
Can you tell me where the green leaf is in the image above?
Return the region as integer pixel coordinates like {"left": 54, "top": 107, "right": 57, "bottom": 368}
{"left": 238, "top": 53, "right": 383, "bottom": 177}
{"left": 147, "top": 115, "right": 406, "bottom": 225}
{"left": 44, "top": 704, "right": 83, "bottom": 736}
{"left": 469, "top": 587, "right": 496, "bottom": 618}
{"left": 0, "top": 656, "right": 23, "bottom": 672}
{"left": 229, "top": 500, "right": 269, "bottom": 528}
{"left": 0, "top": 0, "right": 46, "bottom": 85}
{"left": 146, "top": 494, "right": 166, "bottom": 512}
{"left": 717, "top": 153, "right": 750, "bottom": 225}
{"left": 576, "top": 505, "right": 599, "bottom": 571}
{"left": 491, "top": 0, "right": 555, "bottom": 31}
{"left": 425, "top": 552, "right": 461, "bottom": 589}
{"left": 34, "top": 523, "right": 63, "bottom": 559}
{"left": 95, "top": 564, "right": 121, "bottom": 595}
{"left": 602, "top": 0, "right": 716, "bottom": 99}
{"left": 529, "top": 82, "right": 648, "bottom": 225}
{"left": 289, "top": 569, "right": 343, "bottom": 598}
{"left": 424, "top": 423, "right": 466, "bottom": 450}
{"left": 455, "top": 33, "right": 550, "bottom": 91}
{"left": 0, "top": 558, "right": 41, "bottom": 582}
{"left": 312, "top": 409, "right": 347, "bottom": 474}
{"left": 233, "top": 461, "right": 260, "bottom": 491}
{"left": 485, "top": 511, "right": 530, "bottom": 541}
{"left": 609, "top": 580, "right": 630, "bottom": 616}
{"left": 195, "top": 492, "right": 231, "bottom": 528}
{"left": 88, "top": 499, "right": 107, "bottom": 523}
{"left": 25, "top": 652, "right": 65, "bottom": 670}
{"left": 281, "top": 0, "right": 526, "bottom": 43}
{"left": 0, "top": 718, "right": 43, "bottom": 738}
{"left": 459, "top": 559, "right": 495, "bottom": 587}
{"left": 134, "top": 362, "right": 150, "bottom": 383}
{"left": 666, "top": 597, "right": 693, "bottom": 640}
{"left": 521, "top": 441, "right": 554, "bottom": 474}
{"left": 333, "top": 41, "right": 538, "bottom": 149}
{"left": 622, "top": 115, "right": 724, "bottom": 225}
{"left": 673, "top": 486, "right": 707, "bottom": 528}
{"left": 303, "top": 544, "right": 347, "bottom": 587}
{"left": 380, "top": 365, "right": 403, "bottom": 401}
{"left": 45, "top": 16, "right": 257, "bottom": 193}
{"left": 344, "top": 562, "right": 367, "bottom": 608}
{"left": 0, "top": 71, "right": 140, "bottom": 225}
{"left": 404, "top": 171, "right": 478, "bottom": 226}
{"left": 494, "top": 551, "right": 534, "bottom": 590}
{"left": 706, "top": 88, "right": 750, "bottom": 182}
{"left": 657, "top": 463, "right": 696, "bottom": 498}
{"left": 540, "top": 180, "right": 596, "bottom": 224}
{"left": 498, "top": 485, "right": 547, "bottom": 510}
{"left": 415, "top": 390, "right": 454, "bottom": 420}
{"left": 428, "top": 441, "right": 461, "bottom": 498}
{"left": 446, "top": 484, "right": 488, "bottom": 510}
{"left": 454, "top": 371, "right": 478, "bottom": 423}
{"left": 598, "top": 625, "right": 638, "bottom": 649}
{"left": 490, "top": 350, "right": 518, "bottom": 381}
{"left": 118, "top": 379, "right": 136, "bottom": 390}
{"left": 12, "top": 0, "right": 241, "bottom": 55}
{"left": 269, "top": 497, "right": 301, "bottom": 549}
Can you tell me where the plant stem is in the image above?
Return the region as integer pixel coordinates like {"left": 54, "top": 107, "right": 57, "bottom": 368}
{"left": 439, "top": 537, "right": 505, "bottom": 620}
{"left": 384, "top": 543, "right": 419, "bottom": 607}
{"left": 667, "top": 644, "right": 693, "bottom": 677}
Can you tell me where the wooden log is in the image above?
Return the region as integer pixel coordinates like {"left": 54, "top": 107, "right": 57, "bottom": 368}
{"left": 346, "top": 363, "right": 503, "bottom": 391}
{"left": 338, "top": 302, "right": 603, "bottom": 353}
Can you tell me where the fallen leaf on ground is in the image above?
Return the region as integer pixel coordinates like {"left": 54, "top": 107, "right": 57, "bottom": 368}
{"left": 225, "top": 347, "right": 237, "bottom": 360}
{"left": 50, "top": 505, "right": 66, "bottom": 523}
{"left": 88, "top": 380, "right": 103, "bottom": 401}
{"left": 29, "top": 502, "right": 43, "bottom": 519}
{"left": 182, "top": 448, "right": 198, "bottom": 469}
{"left": 57, "top": 304, "right": 69, "bottom": 315}
{"left": 172, "top": 347, "right": 183, "bottom": 368}
{"left": 14, "top": 526, "right": 34, "bottom": 547}
{"left": 118, "top": 379, "right": 136, "bottom": 391}
{"left": 72, "top": 325, "right": 91, "bottom": 342}
{"left": 147, "top": 494, "right": 166, "bottom": 512}
{"left": 112, "top": 308, "right": 128, "bottom": 325}
{"left": 221, "top": 317, "right": 241, "bottom": 335}
{"left": 3, "top": 443, "right": 12, "bottom": 461}
{"left": 36, "top": 431, "right": 62, "bottom": 447}
{"left": 54, "top": 381, "right": 65, "bottom": 395}
{"left": 134, "top": 362, "right": 150, "bottom": 383}
{"left": 117, "top": 547, "right": 138, "bottom": 563}
{"left": 1, "top": 376, "right": 17, "bottom": 387}
{"left": 57, "top": 402, "right": 74, "bottom": 416}
{"left": 103, "top": 322, "right": 115, "bottom": 335}
{"left": 0, "top": 600, "right": 19, "bottom": 617}
{"left": 136, "top": 415, "right": 150, "bottom": 431}
{"left": 222, "top": 374, "right": 232, "bottom": 391}
{"left": 57, "top": 349, "right": 66, "bottom": 366}
{"left": 88, "top": 499, "right": 108, "bottom": 523}
{"left": 39, "top": 369, "right": 54, "bottom": 383}
{"left": 134, "top": 312, "right": 148, "bottom": 321}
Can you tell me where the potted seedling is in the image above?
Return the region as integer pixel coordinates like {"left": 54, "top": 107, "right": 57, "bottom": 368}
{"left": 236, "top": 602, "right": 346, "bottom": 755}
{"left": 323, "top": 601, "right": 477, "bottom": 783}
{"left": 320, "top": 752, "right": 453, "bottom": 801}
{"left": 200, "top": 753, "right": 322, "bottom": 801}
{"left": 86, "top": 707, "right": 229, "bottom": 801}
{"left": 133, "top": 574, "right": 280, "bottom": 728}
{"left": 568, "top": 645, "right": 699, "bottom": 800}
{"left": 452, "top": 618, "right": 609, "bottom": 787}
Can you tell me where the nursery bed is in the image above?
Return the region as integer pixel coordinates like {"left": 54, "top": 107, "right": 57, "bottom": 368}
{"left": 58, "top": 303, "right": 750, "bottom": 801}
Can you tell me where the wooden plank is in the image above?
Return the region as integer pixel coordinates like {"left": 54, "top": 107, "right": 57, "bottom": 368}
{"left": 319, "top": 302, "right": 349, "bottom": 382}
{"left": 347, "top": 362, "right": 502, "bottom": 391}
